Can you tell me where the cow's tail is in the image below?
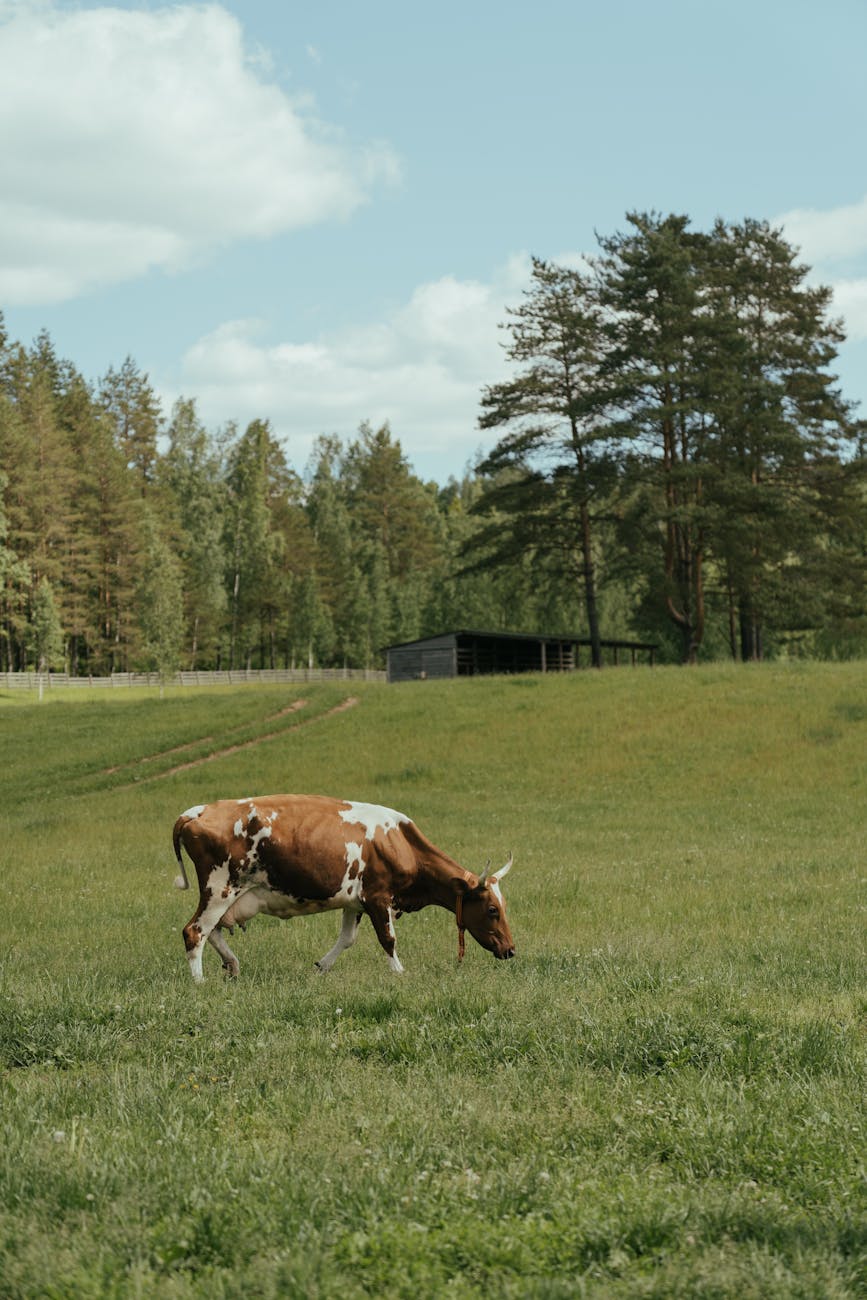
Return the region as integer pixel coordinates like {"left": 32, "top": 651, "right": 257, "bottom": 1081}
{"left": 172, "top": 816, "right": 191, "bottom": 890}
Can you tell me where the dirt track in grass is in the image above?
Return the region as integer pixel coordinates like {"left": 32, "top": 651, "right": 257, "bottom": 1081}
{"left": 112, "top": 696, "right": 358, "bottom": 788}
{"left": 102, "top": 698, "right": 310, "bottom": 774}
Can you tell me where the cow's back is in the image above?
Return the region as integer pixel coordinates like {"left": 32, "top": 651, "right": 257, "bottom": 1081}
{"left": 180, "top": 793, "right": 418, "bottom": 901}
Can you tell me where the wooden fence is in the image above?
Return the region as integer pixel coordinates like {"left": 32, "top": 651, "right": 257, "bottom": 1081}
{"left": 0, "top": 668, "right": 386, "bottom": 691}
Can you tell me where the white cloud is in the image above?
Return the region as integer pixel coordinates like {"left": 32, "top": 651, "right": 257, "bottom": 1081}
{"left": 176, "top": 255, "right": 533, "bottom": 476}
{"left": 0, "top": 3, "right": 398, "bottom": 304}
{"left": 776, "top": 195, "right": 867, "bottom": 351}
{"left": 829, "top": 279, "right": 867, "bottom": 343}
{"left": 779, "top": 194, "right": 867, "bottom": 266}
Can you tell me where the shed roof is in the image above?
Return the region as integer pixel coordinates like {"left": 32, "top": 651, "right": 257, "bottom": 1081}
{"left": 383, "top": 629, "right": 657, "bottom": 652}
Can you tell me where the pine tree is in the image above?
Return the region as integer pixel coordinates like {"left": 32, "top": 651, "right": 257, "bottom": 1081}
{"left": 702, "top": 218, "right": 860, "bottom": 658}
{"left": 3, "top": 342, "right": 77, "bottom": 596}
{"left": 597, "top": 214, "right": 714, "bottom": 663}
{"left": 472, "top": 259, "right": 615, "bottom": 665}
{"left": 159, "top": 399, "right": 228, "bottom": 667}
{"left": 343, "top": 422, "right": 441, "bottom": 580}
{"left": 0, "top": 470, "right": 30, "bottom": 672}
{"left": 223, "top": 420, "right": 288, "bottom": 669}
{"left": 137, "top": 508, "right": 184, "bottom": 684}
{"left": 306, "top": 440, "right": 366, "bottom": 666}
{"left": 99, "top": 357, "right": 162, "bottom": 489}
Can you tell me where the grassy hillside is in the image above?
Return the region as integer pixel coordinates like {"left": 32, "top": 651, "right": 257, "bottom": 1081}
{"left": 1, "top": 665, "right": 865, "bottom": 1297}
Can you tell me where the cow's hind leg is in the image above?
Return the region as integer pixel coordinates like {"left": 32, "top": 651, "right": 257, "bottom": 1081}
{"left": 366, "top": 903, "right": 404, "bottom": 974}
{"left": 315, "top": 908, "right": 363, "bottom": 974}
{"left": 208, "top": 927, "right": 240, "bottom": 978}
{"left": 182, "top": 875, "right": 239, "bottom": 983}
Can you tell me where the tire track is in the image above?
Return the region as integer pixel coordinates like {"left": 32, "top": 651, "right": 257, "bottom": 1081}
{"left": 103, "top": 699, "right": 307, "bottom": 774}
{"left": 112, "top": 697, "right": 359, "bottom": 789}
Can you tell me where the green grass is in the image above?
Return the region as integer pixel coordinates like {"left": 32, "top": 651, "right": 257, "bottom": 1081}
{"left": 1, "top": 664, "right": 866, "bottom": 1297}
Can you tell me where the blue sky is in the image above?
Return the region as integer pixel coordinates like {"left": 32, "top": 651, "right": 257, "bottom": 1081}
{"left": 1, "top": 0, "right": 866, "bottom": 481}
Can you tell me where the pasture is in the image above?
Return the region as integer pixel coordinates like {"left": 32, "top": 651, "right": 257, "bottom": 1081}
{"left": 1, "top": 665, "right": 865, "bottom": 1297}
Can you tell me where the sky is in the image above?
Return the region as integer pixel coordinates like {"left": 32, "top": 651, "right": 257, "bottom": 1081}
{"left": 1, "top": 0, "right": 866, "bottom": 483}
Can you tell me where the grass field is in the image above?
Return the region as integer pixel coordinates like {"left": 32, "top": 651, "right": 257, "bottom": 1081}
{"left": 1, "top": 665, "right": 865, "bottom": 1297}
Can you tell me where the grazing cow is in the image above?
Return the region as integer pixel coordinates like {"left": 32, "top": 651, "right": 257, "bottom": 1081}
{"left": 172, "top": 794, "right": 515, "bottom": 982}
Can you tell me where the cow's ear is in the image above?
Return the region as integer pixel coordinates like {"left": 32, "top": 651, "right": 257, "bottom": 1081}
{"left": 453, "top": 877, "right": 485, "bottom": 898}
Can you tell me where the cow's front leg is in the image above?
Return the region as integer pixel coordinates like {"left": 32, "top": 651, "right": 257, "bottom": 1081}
{"left": 315, "top": 908, "right": 363, "bottom": 974}
{"left": 366, "top": 902, "right": 404, "bottom": 974}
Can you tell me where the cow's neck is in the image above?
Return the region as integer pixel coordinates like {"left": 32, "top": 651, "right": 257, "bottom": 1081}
{"left": 398, "top": 850, "right": 473, "bottom": 914}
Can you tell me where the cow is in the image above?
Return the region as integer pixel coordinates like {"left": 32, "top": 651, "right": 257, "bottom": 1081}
{"left": 172, "top": 794, "right": 515, "bottom": 982}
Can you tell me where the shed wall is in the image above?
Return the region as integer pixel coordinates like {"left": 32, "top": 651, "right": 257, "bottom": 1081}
{"left": 387, "top": 644, "right": 456, "bottom": 683}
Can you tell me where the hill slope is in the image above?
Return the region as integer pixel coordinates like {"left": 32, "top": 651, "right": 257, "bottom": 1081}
{"left": 1, "top": 664, "right": 865, "bottom": 1297}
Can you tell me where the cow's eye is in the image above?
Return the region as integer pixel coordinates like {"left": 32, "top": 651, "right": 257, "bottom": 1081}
{"left": 487, "top": 905, "right": 499, "bottom": 918}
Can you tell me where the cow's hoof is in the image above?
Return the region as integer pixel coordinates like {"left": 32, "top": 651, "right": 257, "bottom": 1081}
{"left": 314, "top": 960, "right": 330, "bottom": 974}
{"left": 222, "top": 961, "right": 239, "bottom": 978}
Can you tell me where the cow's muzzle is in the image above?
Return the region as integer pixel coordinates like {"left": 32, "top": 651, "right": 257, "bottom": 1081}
{"left": 496, "top": 947, "right": 516, "bottom": 960}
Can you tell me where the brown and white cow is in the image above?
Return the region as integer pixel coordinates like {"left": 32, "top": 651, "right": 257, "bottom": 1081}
{"left": 172, "top": 794, "right": 515, "bottom": 982}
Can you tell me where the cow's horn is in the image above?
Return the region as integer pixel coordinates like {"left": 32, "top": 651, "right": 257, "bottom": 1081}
{"left": 478, "top": 858, "right": 492, "bottom": 887}
{"left": 493, "top": 853, "right": 513, "bottom": 883}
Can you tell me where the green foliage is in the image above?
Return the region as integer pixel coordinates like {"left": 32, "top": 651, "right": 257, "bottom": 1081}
{"left": 136, "top": 510, "right": 184, "bottom": 681}
{"left": 27, "top": 575, "right": 65, "bottom": 672}
{"left": 597, "top": 213, "right": 862, "bottom": 662}
{"left": 99, "top": 356, "right": 162, "bottom": 487}
{"left": 1, "top": 665, "right": 866, "bottom": 1296}
{"left": 158, "top": 399, "right": 228, "bottom": 669}
{"left": 0, "top": 211, "right": 865, "bottom": 675}
{"left": 0, "top": 469, "right": 30, "bottom": 670}
{"left": 476, "top": 258, "right": 616, "bottom": 664}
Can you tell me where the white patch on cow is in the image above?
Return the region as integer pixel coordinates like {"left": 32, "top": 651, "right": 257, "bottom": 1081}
{"left": 338, "top": 801, "right": 409, "bottom": 840}
{"left": 186, "top": 858, "right": 234, "bottom": 983}
{"left": 345, "top": 841, "right": 364, "bottom": 871}
{"left": 490, "top": 878, "right": 504, "bottom": 906}
{"left": 244, "top": 822, "right": 272, "bottom": 867}
{"left": 234, "top": 818, "right": 244, "bottom": 837}
{"left": 181, "top": 804, "right": 206, "bottom": 820}
{"left": 323, "top": 841, "right": 366, "bottom": 911}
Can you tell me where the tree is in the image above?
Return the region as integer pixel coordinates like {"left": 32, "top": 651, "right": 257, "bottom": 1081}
{"left": 137, "top": 509, "right": 184, "bottom": 686}
{"left": 343, "top": 422, "right": 441, "bottom": 580}
{"left": 99, "top": 356, "right": 162, "bottom": 489}
{"left": 2, "top": 341, "right": 77, "bottom": 597}
{"left": 223, "top": 420, "right": 290, "bottom": 669}
{"left": 159, "top": 399, "right": 228, "bottom": 668}
{"left": 700, "top": 218, "right": 861, "bottom": 658}
{"left": 306, "top": 438, "right": 368, "bottom": 665}
{"left": 472, "top": 259, "right": 616, "bottom": 666}
{"left": 28, "top": 575, "right": 65, "bottom": 673}
{"left": 597, "top": 214, "right": 714, "bottom": 663}
{"left": 289, "top": 569, "right": 334, "bottom": 669}
{"left": 0, "top": 470, "right": 30, "bottom": 672}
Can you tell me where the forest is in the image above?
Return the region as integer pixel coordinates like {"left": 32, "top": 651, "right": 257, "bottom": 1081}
{"left": 1, "top": 212, "right": 865, "bottom": 674}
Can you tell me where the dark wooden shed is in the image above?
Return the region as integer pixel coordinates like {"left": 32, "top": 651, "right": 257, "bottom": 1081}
{"left": 384, "top": 630, "right": 656, "bottom": 683}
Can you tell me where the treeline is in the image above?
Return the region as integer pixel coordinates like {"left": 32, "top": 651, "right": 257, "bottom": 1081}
{"left": 472, "top": 213, "right": 867, "bottom": 664}
{"left": 0, "top": 331, "right": 573, "bottom": 675}
{"left": 1, "top": 211, "right": 865, "bottom": 675}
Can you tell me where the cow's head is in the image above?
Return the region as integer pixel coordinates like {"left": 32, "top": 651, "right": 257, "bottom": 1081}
{"left": 453, "top": 855, "right": 515, "bottom": 960}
